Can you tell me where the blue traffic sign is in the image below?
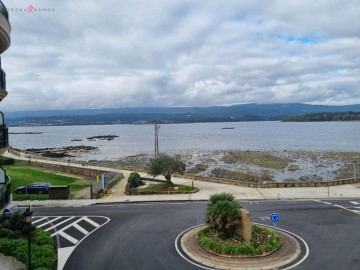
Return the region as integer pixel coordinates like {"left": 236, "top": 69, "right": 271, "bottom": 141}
{"left": 270, "top": 213, "right": 280, "bottom": 222}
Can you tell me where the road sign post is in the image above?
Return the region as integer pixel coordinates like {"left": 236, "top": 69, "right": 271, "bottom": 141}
{"left": 270, "top": 213, "right": 280, "bottom": 227}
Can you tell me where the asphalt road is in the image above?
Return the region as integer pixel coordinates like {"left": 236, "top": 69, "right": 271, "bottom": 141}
{"left": 32, "top": 199, "right": 360, "bottom": 270}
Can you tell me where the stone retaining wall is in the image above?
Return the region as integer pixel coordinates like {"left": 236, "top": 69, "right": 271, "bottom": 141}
{"left": 122, "top": 166, "right": 359, "bottom": 188}
{"left": 30, "top": 161, "right": 107, "bottom": 178}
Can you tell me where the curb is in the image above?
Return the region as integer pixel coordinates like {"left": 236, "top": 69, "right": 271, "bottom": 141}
{"left": 178, "top": 225, "right": 303, "bottom": 270}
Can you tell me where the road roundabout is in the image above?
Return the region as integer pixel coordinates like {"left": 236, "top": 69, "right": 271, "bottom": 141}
{"left": 176, "top": 223, "right": 309, "bottom": 270}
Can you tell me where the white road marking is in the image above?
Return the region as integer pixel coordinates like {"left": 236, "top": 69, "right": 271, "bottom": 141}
{"left": 32, "top": 217, "right": 47, "bottom": 224}
{"left": 175, "top": 223, "right": 310, "bottom": 270}
{"left": 350, "top": 201, "right": 360, "bottom": 205}
{"left": 58, "top": 231, "right": 78, "bottom": 244}
{"left": 56, "top": 216, "right": 110, "bottom": 270}
{"left": 316, "top": 201, "right": 360, "bottom": 216}
{"left": 83, "top": 217, "right": 100, "bottom": 228}
{"left": 37, "top": 217, "right": 62, "bottom": 228}
{"left": 33, "top": 216, "right": 110, "bottom": 270}
{"left": 45, "top": 217, "right": 75, "bottom": 232}
{"left": 334, "top": 204, "right": 347, "bottom": 209}
{"left": 73, "top": 223, "right": 89, "bottom": 235}
{"left": 259, "top": 216, "right": 270, "bottom": 221}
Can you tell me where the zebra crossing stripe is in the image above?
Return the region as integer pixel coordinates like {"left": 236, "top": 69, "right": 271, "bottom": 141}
{"left": 59, "top": 231, "right": 78, "bottom": 245}
{"left": 73, "top": 223, "right": 89, "bottom": 235}
{"left": 83, "top": 217, "right": 100, "bottom": 228}
{"left": 350, "top": 201, "right": 360, "bottom": 205}
{"left": 45, "top": 217, "right": 76, "bottom": 232}
{"left": 32, "top": 217, "right": 47, "bottom": 224}
{"left": 37, "top": 217, "right": 62, "bottom": 228}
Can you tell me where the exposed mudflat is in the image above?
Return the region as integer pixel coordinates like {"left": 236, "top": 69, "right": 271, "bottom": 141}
{"left": 91, "top": 150, "right": 359, "bottom": 182}
{"left": 25, "top": 146, "right": 359, "bottom": 182}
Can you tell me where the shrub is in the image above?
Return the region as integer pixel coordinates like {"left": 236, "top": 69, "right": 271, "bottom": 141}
{"left": 208, "top": 192, "right": 236, "bottom": 206}
{"left": 33, "top": 228, "right": 54, "bottom": 246}
{"left": 0, "top": 157, "right": 14, "bottom": 166}
{"left": 1, "top": 211, "right": 36, "bottom": 237}
{"left": 127, "top": 172, "right": 143, "bottom": 189}
{"left": 0, "top": 228, "right": 12, "bottom": 237}
{"left": 0, "top": 224, "right": 56, "bottom": 269}
{"left": 206, "top": 193, "right": 240, "bottom": 233}
{"left": 32, "top": 244, "right": 57, "bottom": 270}
{"left": 205, "top": 199, "right": 240, "bottom": 233}
{"left": 197, "top": 225, "right": 281, "bottom": 256}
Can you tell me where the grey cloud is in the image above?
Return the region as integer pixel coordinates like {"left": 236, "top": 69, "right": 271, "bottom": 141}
{"left": 1, "top": 0, "right": 359, "bottom": 111}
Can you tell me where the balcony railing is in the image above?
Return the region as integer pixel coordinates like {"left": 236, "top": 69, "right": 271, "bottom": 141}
{"left": 0, "top": 0, "right": 10, "bottom": 55}
{"left": 0, "top": 68, "right": 5, "bottom": 90}
{"left": 0, "top": 126, "right": 8, "bottom": 148}
{"left": 0, "top": 1, "right": 9, "bottom": 21}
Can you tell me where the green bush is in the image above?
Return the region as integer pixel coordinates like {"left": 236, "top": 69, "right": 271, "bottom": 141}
{"left": 127, "top": 172, "right": 144, "bottom": 189}
{"left": 32, "top": 244, "right": 57, "bottom": 270}
{"left": 208, "top": 192, "right": 236, "bottom": 206}
{"left": 205, "top": 199, "right": 240, "bottom": 233}
{"left": 197, "top": 225, "right": 281, "bottom": 256}
{"left": 0, "top": 157, "right": 14, "bottom": 166}
{"left": 0, "top": 228, "right": 12, "bottom": 237}
{"left": 33, "top": 228, "right": 54, "bottom": 246}
{"left": 0, "top": 211, "right": 36, "bottom": 237}
{"left": 0, "top": 218, "right": 57, "bottom": 270}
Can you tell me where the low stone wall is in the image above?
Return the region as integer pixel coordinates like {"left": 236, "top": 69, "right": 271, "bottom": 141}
{"left": 30, "top": 161, "right": 106, "bottom": 178}
{"left": 178, "top": 173, "right": 360, "bottom": 188}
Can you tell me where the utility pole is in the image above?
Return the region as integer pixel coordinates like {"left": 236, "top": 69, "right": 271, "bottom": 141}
{"left": 154, "top": 122, "right": 160, "bottom": 158}
{"left": 354, "top": 159, "right": 357, "bottom": 181}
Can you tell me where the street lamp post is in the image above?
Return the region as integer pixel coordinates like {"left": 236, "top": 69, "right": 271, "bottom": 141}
{"left": 23, "top": 206, "right": 33, "bottom": 270}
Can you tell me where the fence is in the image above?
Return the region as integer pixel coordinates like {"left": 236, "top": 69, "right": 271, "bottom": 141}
{"left": 91, "top": 172, "right": 122, "bottom": 199}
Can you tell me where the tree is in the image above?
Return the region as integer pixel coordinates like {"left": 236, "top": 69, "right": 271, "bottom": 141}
{"left": 147, "top": 154, "right": 186, "bottom": 186}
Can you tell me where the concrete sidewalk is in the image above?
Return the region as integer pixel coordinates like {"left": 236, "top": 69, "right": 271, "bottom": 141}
{"left": 2, "top": 149, "right": 359, "bottom": 207}
{"left": 13, "top": 178, "right": 360, "bottom": 208}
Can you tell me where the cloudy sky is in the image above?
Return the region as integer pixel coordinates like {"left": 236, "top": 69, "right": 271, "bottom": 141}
{"left": 1, "top": 0, "right": 360, "bottom": 111}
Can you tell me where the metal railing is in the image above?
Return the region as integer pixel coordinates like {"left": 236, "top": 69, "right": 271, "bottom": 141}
{"left": 0, "top": 69, "right": 6, "bottom": 91}
{"left": 0, "top": 1, "right": 9, "bottom": 21}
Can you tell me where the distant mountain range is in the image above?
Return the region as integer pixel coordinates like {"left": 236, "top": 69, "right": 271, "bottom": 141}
{"left": 4, "top": 103, "right": 360, "bottom": 127}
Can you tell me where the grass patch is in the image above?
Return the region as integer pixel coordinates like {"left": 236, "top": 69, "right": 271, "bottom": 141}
{"left": 139, "top": 183, "right": 197, "bottom": 193}
{"left": 197, "top": 225, "right": 281, "bottom": 256}
{"left": 3, "top": 161, "right": 90, "bottom": 200}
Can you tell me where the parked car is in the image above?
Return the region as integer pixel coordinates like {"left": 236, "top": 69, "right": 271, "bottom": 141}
{"left": 2, "top": 204, "right": 23, "bottom": 219}
{"left": 15, "top": 182, "right": 50, "bottom": 194}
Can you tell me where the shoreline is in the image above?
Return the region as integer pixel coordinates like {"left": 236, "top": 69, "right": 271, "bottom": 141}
{"left": 10, "top": 147, "right": 359, "bottom": 183}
